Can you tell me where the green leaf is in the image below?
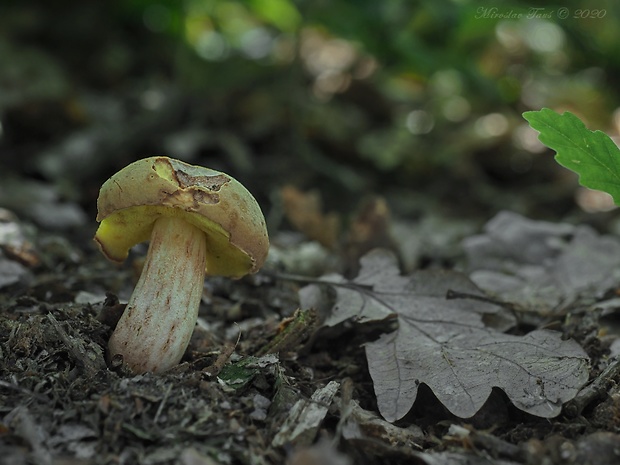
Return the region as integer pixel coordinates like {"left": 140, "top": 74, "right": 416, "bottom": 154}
{"left": 523, "top": 108, "right": 620, "bottom": 204}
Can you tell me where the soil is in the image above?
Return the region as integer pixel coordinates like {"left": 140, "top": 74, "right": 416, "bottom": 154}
{"left": 1, "top": 184, "right": 620, "bottom": 465}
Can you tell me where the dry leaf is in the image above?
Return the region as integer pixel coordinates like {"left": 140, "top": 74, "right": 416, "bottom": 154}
{"left": 281, "top": 185, "right": 340, "bottom": 249}
{"left": 464, "top": 211, "right": 620, "bottom": 313}
{"left": 300, "top": 249, "right": 589, "bottom": 421}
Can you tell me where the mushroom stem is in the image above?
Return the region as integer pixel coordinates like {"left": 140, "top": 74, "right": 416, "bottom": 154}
{"left": 108, "top": 215, "right": 207, "bottom": 373}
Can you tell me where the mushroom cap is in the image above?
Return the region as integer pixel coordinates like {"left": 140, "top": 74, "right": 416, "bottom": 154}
{"left": 94, "top": 156, "right": 269, "bottom": 277}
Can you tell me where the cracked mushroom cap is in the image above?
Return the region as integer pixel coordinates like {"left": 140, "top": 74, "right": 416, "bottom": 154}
{"left": 94, "top": 156, "right": 269, "bottom": 277}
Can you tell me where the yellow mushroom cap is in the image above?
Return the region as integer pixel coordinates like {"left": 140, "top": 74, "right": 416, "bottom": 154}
{"left": 94, "top": 156, "right": 269, "bottom": 277}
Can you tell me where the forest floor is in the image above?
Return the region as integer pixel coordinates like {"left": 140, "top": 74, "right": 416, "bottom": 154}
{"left": 2, "top": 3, "right": 620, "bottom": 463}
{"left": 2, "top": 173, "right": 620, "bottom": 465}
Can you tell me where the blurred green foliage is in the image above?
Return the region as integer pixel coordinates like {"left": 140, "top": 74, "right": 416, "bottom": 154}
{"left": 2, "top": 0, "right": 620, "bottom": 216}
{"left": 149, "top": 0, "right": 620, "bottom": 174}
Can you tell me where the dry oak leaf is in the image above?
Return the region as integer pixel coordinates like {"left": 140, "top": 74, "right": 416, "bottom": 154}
{"left": 301, "top": 249, "right": 590, "bottom": 421}
{"left": 464, "top": 211, "right": 620, "bottom": 313}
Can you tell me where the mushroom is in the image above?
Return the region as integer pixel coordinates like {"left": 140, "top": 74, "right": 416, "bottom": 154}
{"left": 94, "top": 156, "right": 269, "bottom": 373}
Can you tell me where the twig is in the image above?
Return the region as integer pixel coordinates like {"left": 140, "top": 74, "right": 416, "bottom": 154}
{"left": 47, "top": 313, "right": 106, "bottom": 377}
{"left": 202, "top": 326, "right": 241, "bottom": 377}
{"left": 446, "top": 289, "right": 522, "bottom": 312}
{"left": 564, "top": 356, "right": 620, "bottom": 417}
{"left": 262, "top": 270, "right": 373, "bottom": 291}
{"left": 154, "top": 384, "right": 173, "bottom": 424}
{"left": 0, "top": 379, "right": 48, "bottom": 403}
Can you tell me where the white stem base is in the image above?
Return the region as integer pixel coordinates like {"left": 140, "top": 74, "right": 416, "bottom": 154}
{"left": 108, "top": 216, "right": 207, "bottom": 373}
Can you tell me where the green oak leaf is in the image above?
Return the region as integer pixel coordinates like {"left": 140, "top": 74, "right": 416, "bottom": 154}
{"left": 523, "top": 108, "right": 620, "bottom": 204}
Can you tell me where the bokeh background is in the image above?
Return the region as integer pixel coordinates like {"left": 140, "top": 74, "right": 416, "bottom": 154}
{"left": 2, "top": 0, "right": 620, "bottom": 240}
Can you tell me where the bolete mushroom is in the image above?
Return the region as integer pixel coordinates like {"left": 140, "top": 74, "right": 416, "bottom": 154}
{"left": 94, "top": 156, "right": 269, "bottom": 373}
